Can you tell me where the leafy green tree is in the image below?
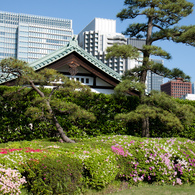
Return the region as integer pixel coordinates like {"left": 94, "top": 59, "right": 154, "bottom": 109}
{"left": 106, "top": 0, "right": 195, "bottom": 137}
{"left": 0, "top": 58, "right": 95, "bottom": 143}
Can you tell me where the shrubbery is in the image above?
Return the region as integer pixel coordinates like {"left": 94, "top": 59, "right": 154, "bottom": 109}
{"left": 65, "top": 144, "right": 118, "bottom": 189}
{"left": 22, "top": 156, "right": 83, "bottom": 195}
{"left": 0, "top": 86, "right": 139, "bottom": 142}
{"left": 112, "top": 137, "right": 195, "bottom": 185}
{"left": 0, "top": 136, "right": 195, "bottom": 194}
{"left": 0, "top": 164, "right": 26, "bottom": 194}
{"left": 1, "top": 85, "right": 195, "bottom": 142}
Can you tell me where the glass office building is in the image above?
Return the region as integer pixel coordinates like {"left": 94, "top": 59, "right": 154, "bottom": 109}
{"left": 146, "top": 59, "right": 164, "bottom": 94}
{"left": 0, "top": 11, "right": 73, "bottom": 63}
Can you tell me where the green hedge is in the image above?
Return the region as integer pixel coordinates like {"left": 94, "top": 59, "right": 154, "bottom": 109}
{"left": 1, "top": 85, "right": 195, "bottom": 142}
{"left": 55, "top": 91, "right": 139, "bottom": 137}
{"left": 0, "top": 86, "right": 139, "bottom": 142}
{"left": 0, "top": 86, "right": 58, "bottom": 142}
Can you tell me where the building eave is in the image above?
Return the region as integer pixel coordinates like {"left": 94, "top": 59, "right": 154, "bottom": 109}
{"left": 0, "top": 39, "right": 121, "bottom": 85}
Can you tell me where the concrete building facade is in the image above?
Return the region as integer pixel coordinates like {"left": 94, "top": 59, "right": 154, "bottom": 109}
{"left": 0, "top": 11, "right": 73, "bottom": 63}
{"left": 78, "top": 18, "right": 127, "bottom": 75}
{"left": 161, "top": 78, "right": 192, "bottom": 98}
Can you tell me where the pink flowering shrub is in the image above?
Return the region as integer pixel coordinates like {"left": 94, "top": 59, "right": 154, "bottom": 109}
{"left": 0, "top": 147, "right": 46, "bottom": 174}
{"left": 0, "top": 164, "right": 26, "bottom": 194}
{"left": 22, "top": 156, "right": 83, "bottom": 194}
{"left": 0, "top": 136, "right": 195, "bottom": 192}
{"left": 0, "top": 147, "right": 44, "bottom": 154}
{"left": 111, "top": 137, "right": 195, "bottom": 186}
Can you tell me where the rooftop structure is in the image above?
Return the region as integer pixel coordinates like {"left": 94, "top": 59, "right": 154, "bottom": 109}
{"left": 0, "top": 39, "right": 127, "bottom": 95}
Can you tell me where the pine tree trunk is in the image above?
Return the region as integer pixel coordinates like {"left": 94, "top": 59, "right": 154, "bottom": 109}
{"left": 29, "top": 81, "right": 75, "bottom": 143}
{"left": 140, "top": 15, "right": 153, "bottom": 138}
{"left": 53, "top": 116, "right": 75, "bottom": 143}
{"left": 142, "top": 117, "right": 150, "bottom": 137}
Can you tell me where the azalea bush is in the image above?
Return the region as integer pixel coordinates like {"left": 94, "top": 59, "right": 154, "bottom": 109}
{"left": 0, "top": 147, "right": 46, "bottom": 173}
{"left": 0, "top": 164, "right": 26, "bottom": 195}
{"left": 0, "top": 136, "right": 195, "bottom": 194}
{"left": 66, "top": 146, "right": 118, "bottom": 189}
{"left": 74, "top": 136, "right": 195, "bottom": 187}
{"left": 22, "top": 156, "right": 83, "bottom": 195}
{"left": 108, "top": 136, "right": 195, "bottom": 186}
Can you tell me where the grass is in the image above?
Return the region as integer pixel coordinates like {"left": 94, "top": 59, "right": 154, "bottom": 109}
{"left": 111, "top": 184, "right": 195, "bottom": 195}
{"left": 21, "top": 184, "right": 195, "bottom": 195}
{"left": 84, "top": 183, "right": 195, "bottom": 195}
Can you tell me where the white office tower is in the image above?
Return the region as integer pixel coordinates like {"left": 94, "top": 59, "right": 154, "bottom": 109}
{"left": 78, "top": 18, "right": 127, "bottom": 74}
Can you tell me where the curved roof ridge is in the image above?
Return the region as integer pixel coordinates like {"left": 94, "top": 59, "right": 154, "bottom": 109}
{"left": 0, "top": 38, "right": 121, "bottom": 84}
{"left": 30, "top": 38, "right": 121, "bottom": 81}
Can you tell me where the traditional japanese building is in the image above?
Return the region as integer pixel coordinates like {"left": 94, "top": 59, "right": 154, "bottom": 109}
{"left": 0, "top": 38, "right": 138, "bottom": 96}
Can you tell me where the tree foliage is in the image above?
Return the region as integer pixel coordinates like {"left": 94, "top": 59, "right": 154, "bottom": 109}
{"left": 106, "top": 0, "right": 195, "bottom": 137}
{"left": 107, "top": 0, "right": 194, "bottom": 84}
{"left": 115, "top": 91, "right": 195, "bottom": 134}
{"left": 0, "top": 58, "right": 95, "bottom": 143}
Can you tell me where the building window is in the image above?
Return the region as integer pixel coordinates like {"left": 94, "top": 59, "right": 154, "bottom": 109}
{"left": 81, "top": 78, "right": 84, "bottom": 83}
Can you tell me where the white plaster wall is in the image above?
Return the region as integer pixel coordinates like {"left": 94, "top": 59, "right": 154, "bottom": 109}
{"left": 181, "top": 94, "right": 195, "bottom": 100}
{"left": 91, "top": 88, "right": 114, "bottom": 94}
{"left": 96, "top": 77, "right": 112, "bottom": 86}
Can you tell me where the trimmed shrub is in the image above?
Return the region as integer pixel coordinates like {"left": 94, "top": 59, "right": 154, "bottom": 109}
{"left": 22, "top": 156, "right": 83, "bottom": 195}
{"left": 1, "top": 85, "right": 195, "bottom": 141}
{"left": 83, "top": 150, "right": 118, "bottom": 189}
{"left": 0, "top": 164, "right": 26, "bottom": 194}
{"left": 110, "top": 136, "right": 195, "bottom": 186}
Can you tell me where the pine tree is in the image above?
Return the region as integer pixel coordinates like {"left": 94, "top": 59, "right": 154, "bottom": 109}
{"left": 106, "top": 0, "right": 195, "bottom": 137}
{"left": 0, "top": 58, "right": 96, "bottom": 143}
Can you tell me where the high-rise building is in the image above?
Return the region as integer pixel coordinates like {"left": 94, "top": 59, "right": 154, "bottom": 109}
{"left": 0, "top": 11, "right": 73, "bottom": 63}
{"left": 146, "top": 59, "right": 164, "bottom": 93}
{"left": 126, "top": 38, "right": 145, "bottom": 70}
{"left": 146, "top": 70, "right": 164, "bottom": 93}
{"left": 192, "top": 82, "right": 195, "bottom": 94}
{"left": 126, "top": 38, "right": 163, "bottom": 93}
{"left": 78, "top": 18, "right": 127, "bottom": 75}
{"left": 161, "top": 78, "right": 192, "bottom": 98}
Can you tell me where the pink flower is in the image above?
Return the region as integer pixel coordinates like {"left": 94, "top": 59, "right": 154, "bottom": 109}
{"left": 176, "top": 178, "right": 182, "bottom": 185}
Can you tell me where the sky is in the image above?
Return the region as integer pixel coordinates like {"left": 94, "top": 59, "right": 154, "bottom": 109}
{"left": 1, "top": 0, "right": 195, "bottom": 82}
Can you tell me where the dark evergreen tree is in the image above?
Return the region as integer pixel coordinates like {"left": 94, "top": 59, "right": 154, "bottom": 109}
{"left": 106, "top": 0, "right": 195, "bottom": 137}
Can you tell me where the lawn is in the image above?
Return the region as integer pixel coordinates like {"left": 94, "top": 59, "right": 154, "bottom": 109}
{"left": 111, "top": 184, "right": 195, "bottom": 195}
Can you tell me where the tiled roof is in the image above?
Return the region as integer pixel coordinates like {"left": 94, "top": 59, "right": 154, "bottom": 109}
{"left": 0, "top": 38, "right": 121, "bottom": 84}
